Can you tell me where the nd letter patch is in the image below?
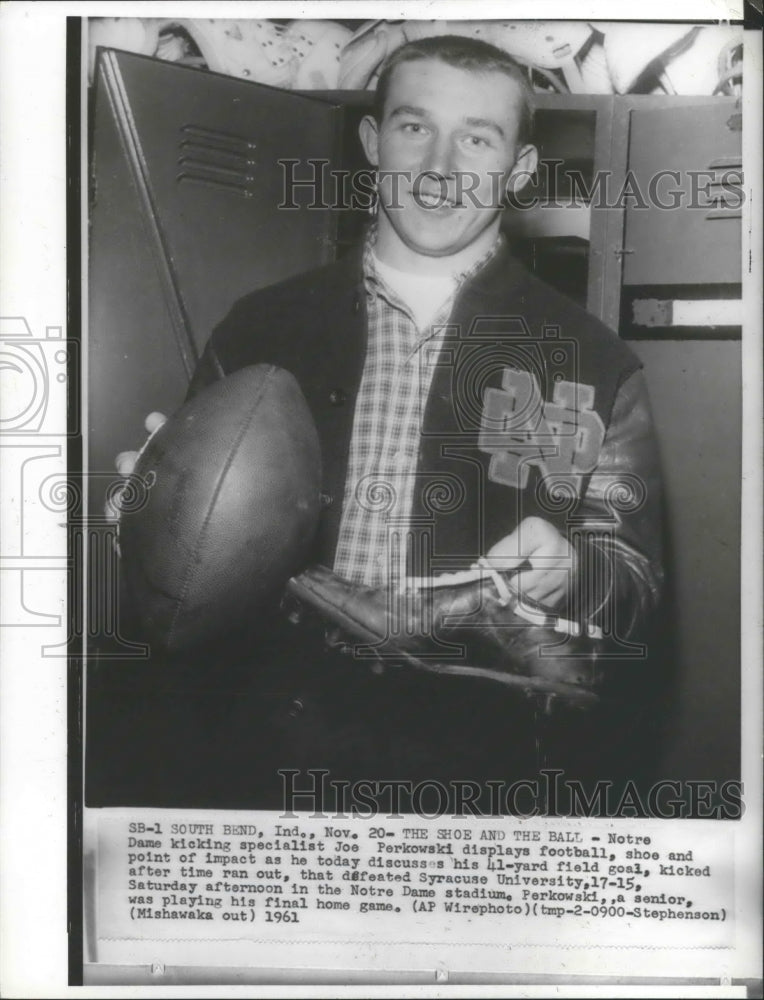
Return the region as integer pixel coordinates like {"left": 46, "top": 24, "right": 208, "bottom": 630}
{"left": 478, "top": 369, "right": 605, "bottom": 495}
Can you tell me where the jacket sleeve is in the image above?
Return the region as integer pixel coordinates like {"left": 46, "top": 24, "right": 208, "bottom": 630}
{"left": 575, "top": 368, "right": 664, "bottom": 641}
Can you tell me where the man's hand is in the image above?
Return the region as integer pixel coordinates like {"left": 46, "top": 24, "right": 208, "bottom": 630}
{"left": 485, "top": 516, "right": 574, "bottom": 609}
{"left": 105, "top": 412, "right": 167, "bottom": 523}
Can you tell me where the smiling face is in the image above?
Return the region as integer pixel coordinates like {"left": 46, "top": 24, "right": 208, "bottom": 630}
{"left": 359, "top": 58, "right": 537, "bottom": 274}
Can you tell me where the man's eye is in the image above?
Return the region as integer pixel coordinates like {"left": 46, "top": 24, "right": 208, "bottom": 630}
{"left": 464, "top": 135, "right": 490, "bottom": 148}
{"left": 402, "top": 123, "right": 427, "bottom": 135}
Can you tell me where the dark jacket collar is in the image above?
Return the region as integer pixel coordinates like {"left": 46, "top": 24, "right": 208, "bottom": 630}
{"left": 457, "top": 239, "right": 530, "bottom": 305}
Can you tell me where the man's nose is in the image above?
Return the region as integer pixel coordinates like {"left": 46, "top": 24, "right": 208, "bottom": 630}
{"left": 420, "top": 134, "right": 455, "bottom": 178}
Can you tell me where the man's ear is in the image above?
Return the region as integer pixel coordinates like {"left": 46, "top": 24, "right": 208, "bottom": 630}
{"left": 505, "top": 144, "right": 539, "bottom": 199}
{"left": 358, "top": 115, "right": 380, "bottom": 167}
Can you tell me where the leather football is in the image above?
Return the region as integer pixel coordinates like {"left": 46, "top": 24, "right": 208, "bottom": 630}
{"left": 119, "top": 364, "right": 322, "bottom": 653}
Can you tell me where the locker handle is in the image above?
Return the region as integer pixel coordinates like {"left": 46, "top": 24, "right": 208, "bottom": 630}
{"left": 706, "top": 157, "right": 742, "bottom": 171}
{"left": 704, "top": 158, "right": 743, "bottom": 220}
{"left": 705, "top": 209, "right": 742, "bottom": 221}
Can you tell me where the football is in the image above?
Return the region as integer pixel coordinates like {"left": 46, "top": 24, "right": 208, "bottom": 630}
{"left": 119, "top": 364, "right": 322, "bottom": 653}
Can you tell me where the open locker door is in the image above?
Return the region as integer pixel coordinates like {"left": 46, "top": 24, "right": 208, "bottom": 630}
{"left": 88, "top": 48, "right": 342, "bottom": 508}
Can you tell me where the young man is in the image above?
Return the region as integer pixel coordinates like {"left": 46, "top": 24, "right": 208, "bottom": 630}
{"left": 121, "top": 36, "right": 664, "bottom": 809}
{"left": 190, "top": 36, "right": 661, "bottom": 621}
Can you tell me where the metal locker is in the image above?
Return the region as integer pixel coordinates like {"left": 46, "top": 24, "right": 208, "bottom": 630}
{"left": 621, "top": 99, "right": 742, "bottom": 287}
{"left": 88, "top": 48, "right": 342, "bottom": 504}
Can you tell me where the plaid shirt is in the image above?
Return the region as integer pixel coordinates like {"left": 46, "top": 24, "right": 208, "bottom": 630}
{"left": 333, "top": 230, "right": 503, "bottom": 586}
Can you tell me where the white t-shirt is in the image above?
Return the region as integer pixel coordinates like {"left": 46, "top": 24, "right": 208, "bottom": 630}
{"left": 372, "top": 254, "right": 458, "bottom": 333}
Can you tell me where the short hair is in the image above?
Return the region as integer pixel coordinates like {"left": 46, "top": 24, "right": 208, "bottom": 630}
{"left": 373, "top": 34, "right": 535, "bottom": 147}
